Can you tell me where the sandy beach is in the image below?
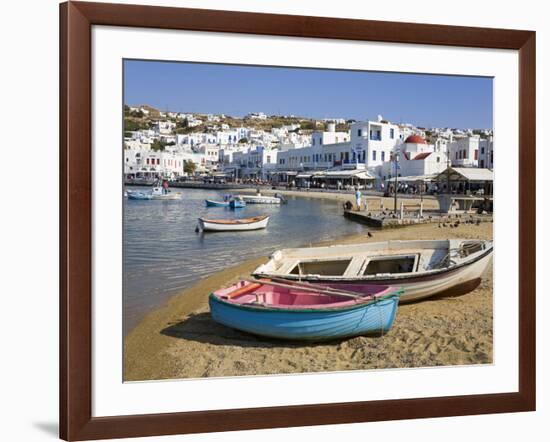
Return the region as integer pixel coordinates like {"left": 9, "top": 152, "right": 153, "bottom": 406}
{"left": 124, "top": 221, "right": 493, "bottom": 382}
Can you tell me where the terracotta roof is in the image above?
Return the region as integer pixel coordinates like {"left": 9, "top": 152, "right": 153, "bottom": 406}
{"left": 405, "top": 135, "right": 427, "bottom": 144}
{"left": 413, "top": 152, "right": 431, "bottom": 160}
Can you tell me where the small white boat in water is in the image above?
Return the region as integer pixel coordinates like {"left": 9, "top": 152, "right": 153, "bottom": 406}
{"left": 252, "top": 239, "right": 493, "bottom": 302}
{"left": 128, "top": 185, "right": 182, "bottom": 200}
{"left": 238, "top": 193, "right": 283, "bottom": 204}
{"left": 198, "top": 215, "right": 269, "bottom": 232}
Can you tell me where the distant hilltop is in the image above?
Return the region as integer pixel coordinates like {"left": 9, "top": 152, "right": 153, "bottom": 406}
{"left": 124, "top": 105, "right": 354, "bottom": 135}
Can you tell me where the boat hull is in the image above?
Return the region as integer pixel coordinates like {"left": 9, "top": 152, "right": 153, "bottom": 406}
{"left": 198, "top": 216, "right": 269, "bottom": 232}
{"left": 239, "top": 195, "right": 281, "bottom": 204}
{"left": 128, "top": 191, "right": 181, "bottom": 200}
{"left": 209, "top": 294, "right": 399, "bottom": 341}
{"left": 205, "top": 199, "right": 229, "bottom": 207}
{"left": 229, "top": 200, "right": 246, "bottom": 209}
{"left": 253, "top": 240, "right": 493, "bottom": 302}
{"left": 150, "top": 192, "right": 181, "bottom": 200}
{"left": 127, "top": 192, "right": 152, "bottom": 200}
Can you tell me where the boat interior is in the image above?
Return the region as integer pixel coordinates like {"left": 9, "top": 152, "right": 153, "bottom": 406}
{"left": 214, "top": 281, "right": 389, "bottom": 308}
{"left": 257, "top": 240, "right": 490, "bottom": 278}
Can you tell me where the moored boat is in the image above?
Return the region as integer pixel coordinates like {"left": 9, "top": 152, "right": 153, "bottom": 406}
{"left": 205, "top": 199, "right": 229, "bottom": 207}
{"left": 209, "top": 279, "right": 402, "bottom": 341}
{"left": 252, "top": 239, "right": 493, "bottom": 302}
{"left": 238, "top": 193, "right": 283, "bottom": 204}
{"left": 127, "top": 191, "right": 153, "bottom": 200}
{"left": 127, "top": 184, "right": 182, "bottom": 200}
{"left": 229, "top": 197, "right": 246, "bottom": 209}
{"left": 198, "top": 215, "right": 269, "bottom": 232}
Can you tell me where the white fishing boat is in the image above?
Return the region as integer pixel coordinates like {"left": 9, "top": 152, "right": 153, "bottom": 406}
{"left": 252, "top": 239, "right": 493, "bottom": 302}
{"left": 149, "top": 185, "right": 182, "bottom": 200}
{"left": 128, "top": 185, "right": 182, "bottom": 200}
{"left": 238, "top": 193, "right": 283, "bottom": 204}
{"left": 198, "top": 215, "right": 270, "bottom": 232}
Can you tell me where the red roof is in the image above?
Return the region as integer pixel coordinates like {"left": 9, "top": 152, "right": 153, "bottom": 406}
{"left": 413, "top": 152, "right": 431, "bottom": 160}
{"left": 405, "top": 135, "right": 427, "bottom": 144}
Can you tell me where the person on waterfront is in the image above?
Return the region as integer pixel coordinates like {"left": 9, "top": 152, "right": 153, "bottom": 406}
{"left": 162, "top": 179, "right": 169, "bottom": 194}
{"left": 355, "top": 187, "right": 362, "bottom": 211}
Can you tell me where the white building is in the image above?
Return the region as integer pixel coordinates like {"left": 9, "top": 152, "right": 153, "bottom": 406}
{"left": 478, "top": 137, "right": 494, "bottom": 169}
{"left": 197, "top": 144, "right": 221, "bottom": 169}
{"left": 224, "top": 146, "right": 278, "bottom": 180}
{"left": 153, "top": 120, "right": 176, "bottom": 135}
{"left": 348, "top": 119, "right": 401, "bottom": 168}
{"left": 245, "top": 112, "right": 268, "bottom": 120}
{"left": 124, "top": 148, "right": 186, "bottom": 179}
{"left": 276, "top": 119, "right": 401, "bottom": 174}
{"left": 379, "top": 135, "right": 447, "bottom": 180}
{"left": 449, "top": 136, "right": 480, "bottom": 167}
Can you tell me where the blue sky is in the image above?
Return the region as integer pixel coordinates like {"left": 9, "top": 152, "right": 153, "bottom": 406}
{"left": 124, "top": 60, "right": 493, "bottom": 129}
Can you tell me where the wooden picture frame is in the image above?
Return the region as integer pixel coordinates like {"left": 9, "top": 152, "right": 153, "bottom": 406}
{"left": 60, "top": 1, "right": 536, "bottom": 440}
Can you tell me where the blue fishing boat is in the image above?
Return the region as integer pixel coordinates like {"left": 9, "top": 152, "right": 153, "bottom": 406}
{"left": 229, "top": 197, "right": 246, "bottom": 209}
{"left": 205, "top": 199, "right": 229, "bottom": 207}
{"left": 128, "top": 191, "right": 153, "bottom": 200}
{"left": 209, "top": 279, "right": 401, "bottom": 341}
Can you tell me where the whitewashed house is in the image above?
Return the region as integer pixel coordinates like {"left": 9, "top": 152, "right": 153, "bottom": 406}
{"left": 153, "top": 120, "right": 176, "bottom": 135}
{"left": 478, "top": 137, "right": 494, "bottom": 169}
{"left": 449, "top": 136, "right": 480, "bottom": 167}
{"left": 124, "top": 148, "right": 185, "bottom": 179}
{"left": 225, "top": 146, "right": 278, "bottom": 180}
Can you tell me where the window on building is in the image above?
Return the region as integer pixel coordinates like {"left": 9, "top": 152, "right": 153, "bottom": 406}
{"left": 372, "top": 150, "right": 377, "bottom": 161}
{"left": 474, "top": 150, "right": 478, "bottom": 160}
{"left": 357, "top": 129, "right": 362, "bottom": 137}
{"left": 390, "top": 128, "right": 394, "bottom": 139}
{"left": 266, "top": 156, "right": 271, "bottom": 164}
{"left": 381, "top": 151, "right": 385, "bottom": 162}
{"left": 481, "top": 147, "right": 485, "bottom": 154}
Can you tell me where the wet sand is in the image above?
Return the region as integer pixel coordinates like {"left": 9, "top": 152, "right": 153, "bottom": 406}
{"left": 124, "top": 222, "right": 493, "bottom": 381}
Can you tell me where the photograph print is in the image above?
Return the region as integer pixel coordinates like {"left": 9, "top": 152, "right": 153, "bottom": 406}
{"left": 123, "top": 60, "right": 494, "bottom": 382}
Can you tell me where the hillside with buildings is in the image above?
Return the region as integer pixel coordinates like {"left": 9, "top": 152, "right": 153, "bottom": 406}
{"left": 124, "top": 105, "right": 493, "bottom": 189}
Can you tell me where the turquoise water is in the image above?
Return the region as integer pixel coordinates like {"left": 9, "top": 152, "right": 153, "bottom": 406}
{"left": 124, "top": 188, "right": 367, "bottom": 334}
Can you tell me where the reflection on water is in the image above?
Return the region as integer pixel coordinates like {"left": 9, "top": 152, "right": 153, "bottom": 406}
{"left": 124, "top": 188, "right": 366, "bottom": 334}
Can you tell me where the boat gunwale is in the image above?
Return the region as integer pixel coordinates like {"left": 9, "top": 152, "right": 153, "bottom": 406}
{"left": 253, "top": 241, "right": 493, "bottom": 283}
{"left": 209, "top": 290, "right": 402, "bottom": 314}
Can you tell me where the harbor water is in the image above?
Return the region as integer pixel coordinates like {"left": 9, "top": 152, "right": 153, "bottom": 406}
{"left": 124, "top": 188, "right": 367, "bottom": 334}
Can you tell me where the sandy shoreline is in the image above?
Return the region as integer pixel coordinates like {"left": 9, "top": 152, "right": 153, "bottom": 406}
{"left": 124, "top": 222, "right": 493, "bottom": 381}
